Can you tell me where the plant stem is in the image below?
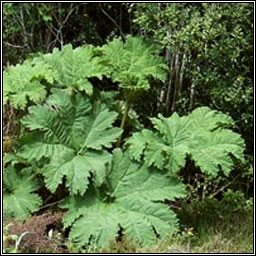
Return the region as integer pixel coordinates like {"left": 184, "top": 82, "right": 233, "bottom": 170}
{"left": 116, "top": 99, "right": 129, "bottom": 147}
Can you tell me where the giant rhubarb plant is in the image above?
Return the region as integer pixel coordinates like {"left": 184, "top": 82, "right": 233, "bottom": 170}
{"left": 3, "top": 37, "right": 246, "bottom": 250}
{"left": 3, "top": 44, "right": 106, "bottom": 111}
{"left": 19, "top": 89, "right": 122, "bottom": 196}
{"left": 43, "top": 44, "right": 107, "bottom": 95}
{"left": 126, "top": 107, "right": 245, "bottom": 177}
{"left": 99, "top": 35, "right": 168, "bottom": 145}
{"left": 60, "top": 149, "right": 186, "bottom": 248}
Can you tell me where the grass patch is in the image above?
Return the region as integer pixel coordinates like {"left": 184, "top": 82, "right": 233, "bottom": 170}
{"left": 99, "top": 196, "right": 253, "bottom": 254}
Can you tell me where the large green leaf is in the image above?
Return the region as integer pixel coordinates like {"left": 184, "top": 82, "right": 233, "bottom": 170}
{"left": 189, "top": 130, "right": 245, "bottom": 176}
{"left": 100, "top": 35, "right": 167, "bottom": 91}
{"left": 60, "top": 149, "right": 186, "bottom": 248}
{"left": 44, "top": 44, "right": 107, "bottom": 95}
{"left": 3, "top": 44, "right": 108, "bottom": 111}
{"left": 3, "top": 57, "right": 57, "bottom": 110}
{"left": 185, "top": 107, "right": 234, "bottom": 133}
{"left": 186, "top": 107, "right": 245, "bottom": 176}
{"left": 43, "top": 150, "right": 111, "bottom": 195}
{"left": 127, "top": 112, "right": 191, "bottom": 172}
{"left": 19, "top": 90, "right": 122, "bottom": 195}
{"left": 126, "top": 107, "right": 245, "bottom": 176}
{"left": 3, "top": 167, "right": 42, "bottom": 220}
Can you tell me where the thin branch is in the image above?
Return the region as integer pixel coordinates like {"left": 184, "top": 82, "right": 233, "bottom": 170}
{"left": 38, "top": 199, "right": 64, "bottom": 211}
{"left": 49, "top": 4, "right": 76, "bottom": 49}
{"left": 15, "top": 231, "right": 36, "bottom": 250}
{"left": 99, "top": 4, "right": 125, "bottom": 42}
{"left": 209, "top": 175, "right": 240, "bottom": 198}
{"left": 62, "top": 4, "right": 75, "bottom": 25}
{"left": 18, "top": 5, "right": 30, "bottom": 50}
{"left": 4, "top": 42, "right": 23, "bottom": 48}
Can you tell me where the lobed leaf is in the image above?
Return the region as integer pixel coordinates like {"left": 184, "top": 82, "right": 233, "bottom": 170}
{"left": 44, "top": 44, "right": 107, "bottom": 95}
{"left": 19, "top": 90, "right": 122, "bottom": 195}
{"left": 100, "top": 35, "right": 167, "bottom": 91}
{"left": 60, "top": 149, "right": 186, "bottom": 248}
{"left": 126, "top": 107, "right": 245, "bottom": 177}
{"left": 3, "top": 58, "right": 56, "bottom": 110}
{"left": 127, "top": 112, "right": 190, "bottom": 172}
{"left": 3, "top": 167, "right": 42, "bottom": 220}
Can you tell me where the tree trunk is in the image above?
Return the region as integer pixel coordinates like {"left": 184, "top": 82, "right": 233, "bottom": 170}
{"left": 165, "top": 52, "right": 175, "bottom": 114}
{"left": 178, "top": 52, "right": 186, "bottom": 95}
{"left": 171, "top": 52, "right": 180, "bottom": 113}
{"left": 189, "top": 82, "right": 195, "bottom": 110}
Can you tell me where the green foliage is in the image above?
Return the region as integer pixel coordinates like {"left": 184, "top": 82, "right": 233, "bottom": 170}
{"left": 43, "top": 44, "right": 107, "bottom": 95}
{"left": 19, "top": 89, "right": 122, "bottom": 195}
{"left": 3, "top": 166, "right": 42, "bottom": 220}
{"left": 97, "top": 35, "right": 168, "bottom": 145}
{"left": 126, "top": 107, "right": 245, "bottom": 176}
{"left": 99, "top": 35, "right": 167, "bottom": 93}
{"left": 2, "top": 7, "right": 251, "bottom": 250}
{"left": 222, "top": 189, "right": 253, "bottom": 213}
{"left": 131, "top": 3, "right": 253, "bottom": 153}
{"left": 98, "top": 90, "right": 144, "bottom": 131}
{"left": 3, "top": 57, "right": 57, "bottom": 110}
{"left": 3, "top": 44, "right": 107, "bottom": 112}
{"left": 4, "top": 36, "right": 165, "bottom": 113}
{"left": 60, "top": 149, "right": 186, "bottom": 248}
{"left": 3, "top": 3, "right": 108, "bottom": 65}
